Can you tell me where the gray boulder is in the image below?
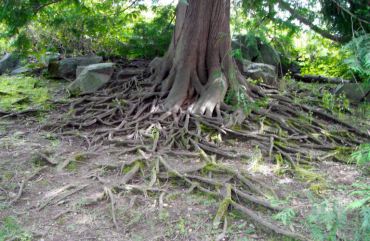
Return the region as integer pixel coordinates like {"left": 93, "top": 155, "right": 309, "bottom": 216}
{"left": 48, "top": 56, "right": 103, "bottom": 80}
{"left": 0, "top": 53, "right": 20, "bottom": 75}
{"left": 334, "top": 83, "right": 370, "bottom": 103}
{"left": 242, "top": 61, "right": 278, "bottom": 86}
{"left": 232, "top": 35, "right": 281, "bottom": 72}
{"left": 68, "top": 63, "right": 115, "bottom": 95}
{"left": 10, "top": 66, "right": 31, "bottom": 75}
{"left": 76, "top": 66, "right": 87, "bottom": 77}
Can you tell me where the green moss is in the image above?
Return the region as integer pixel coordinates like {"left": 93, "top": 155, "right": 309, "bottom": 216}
{"left": 121, "top": 160, "right": 143, "bottom": 174}
{"left": 74, "top": 153, "right": 87, "bottom": 162}
{"left": 0, "top": 75, "right": 50, "bottom": 111}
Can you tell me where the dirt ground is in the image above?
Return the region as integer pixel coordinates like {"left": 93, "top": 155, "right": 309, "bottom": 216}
{"left": 0, "top": 81, "right": 369, "bottom": 241}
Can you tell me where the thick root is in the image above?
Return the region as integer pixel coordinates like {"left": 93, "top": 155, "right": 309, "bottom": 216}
{"left": 190, "top": 73, "right": 228, "bottom": 116}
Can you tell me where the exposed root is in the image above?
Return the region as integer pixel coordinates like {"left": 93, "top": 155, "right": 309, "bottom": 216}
{"left": 104, "top": 186, "right": 119, "bottom": 230}
{"left": 33, "top": 151, "right": 58, "bottom": 166}
{"left": 190, "top": 74, "right": 228, "bottom": 116}
{"left": 42, "top": 68, "right": 369, "bottom": 239}
{"left": 0, "top": 108, "right": 45, "bottom": 119}
{"left": 9, "top": 166, "right": 48, "bottom": 205}
{"left": 231, "top": 201, "right": 309, "bottom": 241}
{"left": 37, "top": 183, "right": 89, "bottom": 211}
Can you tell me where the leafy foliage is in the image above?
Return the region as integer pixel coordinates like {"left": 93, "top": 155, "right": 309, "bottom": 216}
{"left": 0, "top": 1, "right": 174, "bottom": 59}
{"left": 297, "top": 34, "right": 348, "bottom": 78}
{"left": 351, "top": 144, "right": 370, "bottom": 166}
{"left": 321, "top": 0, "right": 370, "bottom": 42}
{"left": 273, "top": 208, "right": 296, "bottom": 226}
{"left": 347, "top": 183, "right": 370, "bottom": 210}
{"left": 351, "top": 144, "right": 370, "bottom": 175}
{"left": 225, "top": 87, "right": 252, "bottom": 114}
{"left": 343, "top": 34, "right": 370, "bottom": 81}
{"left": 321, "top": 90, "right": 350, "bottom": 114}
{"left": 119, "top": 5, "right": 174, "bottom": 58}
{"left": 306, "top": 200, "right": 347, "bottom": 241}
{"left": 347, "top": 183, "right": 370, "bottom": 241}
{"left": 305, "top": 182, "right": 370, "bottom": 241}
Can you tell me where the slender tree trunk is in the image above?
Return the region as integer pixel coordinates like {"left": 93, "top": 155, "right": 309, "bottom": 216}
{"left": 151, "top": 0, "right": 247, "bottom": 116}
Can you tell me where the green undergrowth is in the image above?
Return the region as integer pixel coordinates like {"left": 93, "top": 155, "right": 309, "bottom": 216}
{"left": 351, "top": 143, "right": 370, "bottom": 174}
{"left": 269, "top": 183, "right": 369, "bottom": 241}
{"left": 305, "top": 182, "right": 370, "bottom": 241}
{"left": 0, "top": 75, "right": 50, "bottom": 111}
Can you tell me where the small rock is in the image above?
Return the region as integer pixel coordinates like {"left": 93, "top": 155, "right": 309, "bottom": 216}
{"left": 10, "top": 66, "right": 31, "bottom": 75}
{"left": 67, "top": 63, "right": 115, "bottom": 95}
{"left": 8, "top": 192, "right": 17, "bottom": 198}
{"left": 243, "top": 62, "right": 278, "bottom": 86}
{"left": 48, "top": 56, "right": 103, "bottom": 80}
{"left": 334, "top": 83, "right": 370, "bottom": 103}
{"left": 0, "top": 53, "right": 20, "bottom": 75}
{"left": 76, "top": 65, "right": 87, "bottom": 77}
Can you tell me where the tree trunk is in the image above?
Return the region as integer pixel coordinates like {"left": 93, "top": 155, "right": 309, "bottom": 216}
{"left": 151, "top": 0, "right": 246, "bottom": 116}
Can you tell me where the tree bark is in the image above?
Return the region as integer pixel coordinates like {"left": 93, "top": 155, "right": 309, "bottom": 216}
{"left": 151, "top": 0, "right": 247, "bottom": 116}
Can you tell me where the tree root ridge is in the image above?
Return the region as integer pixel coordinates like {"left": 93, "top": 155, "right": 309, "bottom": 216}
{"left": 44, "top": 73, "right": 368, "bottom": 240}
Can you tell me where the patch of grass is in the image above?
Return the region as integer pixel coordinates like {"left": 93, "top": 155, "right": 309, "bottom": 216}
{"left": 0, "top": 216, "right": 32, "bottom": 241}
{"left": 36, "top": 133, "right": 59, "bottom": 149}
{"left": 176, "top": 217, "right": 187, "bottom": 235}
{"left": 158, "top": 210, "right": 170, "bottom": 221}
{"left": 0, "top": 75, "right": 50, "bottom": 111}
{"left": 2, "top": 171, "right": 14, "bottom": 181}
{"left": 185, "top": 192, "right": 218, "bottom": 207}
{"left": 65, "top": 160, "right": 78, "bottom": 172}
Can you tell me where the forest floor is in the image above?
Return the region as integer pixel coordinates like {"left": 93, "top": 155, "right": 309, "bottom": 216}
{"left": 0, "top": 75, "right": 369, "bottom": 241}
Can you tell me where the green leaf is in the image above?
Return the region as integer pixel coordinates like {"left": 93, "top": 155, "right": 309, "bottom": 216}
{"left": 346, "top": 197, "right": 370, "bottom": 210}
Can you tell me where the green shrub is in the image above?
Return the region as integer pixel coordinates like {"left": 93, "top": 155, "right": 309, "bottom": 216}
{"left": 343, "top": 34, "right": 370, "bottom": 82}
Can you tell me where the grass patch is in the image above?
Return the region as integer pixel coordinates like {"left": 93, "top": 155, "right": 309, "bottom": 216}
{"left": 0, "top": 216, "right": 32, "bottom": 241}
{"left": 0, "top": 75, "right": 50, "bottom": 111}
